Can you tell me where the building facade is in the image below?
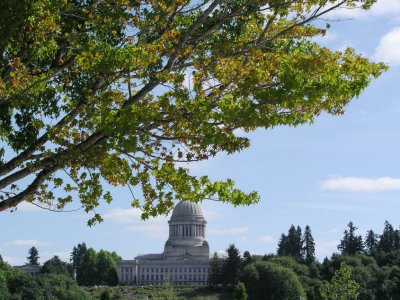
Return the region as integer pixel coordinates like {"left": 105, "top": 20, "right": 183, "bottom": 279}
{"left": 117, "top": 201, "right": 211, "bottom": 286}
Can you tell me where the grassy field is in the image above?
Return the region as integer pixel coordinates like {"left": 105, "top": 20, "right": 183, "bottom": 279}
{"left": 82, "top": 285, "right": 233, "bottom": 299}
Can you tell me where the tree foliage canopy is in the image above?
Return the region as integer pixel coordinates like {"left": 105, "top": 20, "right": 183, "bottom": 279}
{"left": 241, "top": 260, "right": 305, "bottom": 299}
{"left": 0, "top": 0, "right": 385, "bottom": 223}
{"left": 338, "top": 222, "right": 364, "bottom": 256}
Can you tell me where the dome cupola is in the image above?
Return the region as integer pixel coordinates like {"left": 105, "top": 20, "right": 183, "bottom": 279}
{"left": 170, "top": 200, "right": 204, "bottom": 221}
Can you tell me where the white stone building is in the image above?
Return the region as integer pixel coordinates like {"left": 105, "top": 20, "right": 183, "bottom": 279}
{"left": 117, "top": 201, "right": 211, "bottom": 286}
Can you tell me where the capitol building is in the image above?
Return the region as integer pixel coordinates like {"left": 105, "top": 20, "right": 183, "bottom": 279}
{"left": 117, "top": 201, "right": 211, "bottom": 285}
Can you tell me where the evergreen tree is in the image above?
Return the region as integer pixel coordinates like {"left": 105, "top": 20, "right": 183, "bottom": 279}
{"left": 243, "top": 251, "right": 252, "bottom": 266}
{"left": 364, "top": 230, "right": 378, "bottom": 256}
{"left": 70, "top": 242, "right": 87, "bottom": 272}
{"left": 338, "top": 222, "right": 364, "bottom": 255}
{"left": 277, "top": 225, "right": 304, "bottom": 261}
{"left": 378, "top": 221, "right": 396, "bottom": 253}
{"left": 303, "top": 225, "right": 316, "bottom": 264}
{"left": 26, "top": 246, "right": 40, "bottom": 266}
{"left": 209, "top": 252, "right": 223, "bottom": 287}
{"left": 394, "top": 228, "right": 400, "bottom": 250}
{"left": 222, "top": 244, "right": 242, "bottom": 286}
{"left": 277, "top": 233, "right": 289, "bottom": 256}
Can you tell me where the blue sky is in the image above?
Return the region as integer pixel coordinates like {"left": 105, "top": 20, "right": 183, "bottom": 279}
{"left": 1, "top": 1, "right": 400, "bottom": 266}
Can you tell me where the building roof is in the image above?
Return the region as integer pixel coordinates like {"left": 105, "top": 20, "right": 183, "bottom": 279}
{"left": 170, "top": 201, "right": 204, "bottom": 220}
{"left": 14, "top": 264, "right": 41, "bottom": 273}
{"left": 135, "top": 253, "right": 164, "bottom": 260}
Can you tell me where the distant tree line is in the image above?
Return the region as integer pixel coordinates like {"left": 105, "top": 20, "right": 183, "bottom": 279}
{"left": 0, "top": 258, "right": 90, "bottom": 300}
{"left": 209, "top": 221, "right": 400, "bottom": 300}
{"left": 0, "top": 243, "right": 121, "bottom": 299}
{"left": 2, "top": 221, "right": 400, "bottom": 299}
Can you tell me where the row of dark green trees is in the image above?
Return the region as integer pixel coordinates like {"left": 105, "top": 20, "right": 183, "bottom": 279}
{"left": 209, "top": 220, "right": 400, "bottom": 299}
{"left": 1, "top": 220, "right": 400, "bottom": 299}
{"left": 0, "top": 243, "right": 121, "bottom": 299}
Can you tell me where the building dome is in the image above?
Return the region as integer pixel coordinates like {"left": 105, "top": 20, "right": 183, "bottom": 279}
{"left": 164, "top": 201, "right": 209, "bottom": 255}
{"left": 170, "top": 201, "right": 204, "bottom": 220}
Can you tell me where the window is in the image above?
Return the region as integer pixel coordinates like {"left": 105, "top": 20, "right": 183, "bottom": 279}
{"left": 156, "top": 268, "right": 158, "bottom": 273}
{"left": 156, "top": 275, "right": 159, "bottom": 280}
{"left": 151, "top": 268, "right": 154, "bottom": 273}
{"left": 179, "top": 268, "right": 182, "bottom": 273}
{"left": 146, "top": 275, "right": 149, "bottom": 280}
{"left": 189, "top": 268, "right": 191, "bottom": 272}
{"left": 184, "top": 268, "right": 186, "bottom": 272}
{"left": 160, "top": 268, "right": 163, "bottom": 272}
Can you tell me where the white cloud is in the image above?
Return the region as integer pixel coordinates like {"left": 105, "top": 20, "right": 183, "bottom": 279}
{"left": 208, "top": 227, "right": 251, "bottom": 235}
{"left": 104, "top": 207, "right": 169, "bottom": 238}
{"left": 365, "top": 0, "right": 400, "bottom": 17}
{"left": 321, "top": 177, "right": 400, "bottom": 192}
{"left": 373, "top": 27, "right": 400, "bottom": 65}
{"left": 2, "top": 256, "right": 25, "bottom": 266}
{"left": 7, "top": 239, "right": 54, "bottom": 247}
{"left": 125, "top": 224, "right": 168, "bottom": 239}
{"left": 103, "top": 208, "right": 143, "bottom": 223}
{"left": 312, "top": 30, "right": 339, "bottom": 46}
{"left": 259, "top": 235, "right": 274, "bottom": 243}
{"left": 324, "top": 0, "right": 400, "bottom": 20}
